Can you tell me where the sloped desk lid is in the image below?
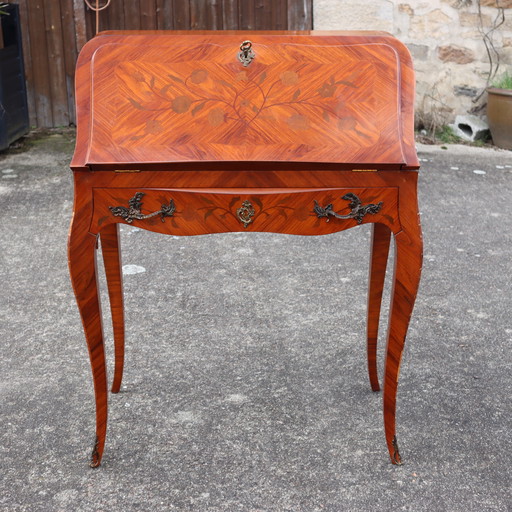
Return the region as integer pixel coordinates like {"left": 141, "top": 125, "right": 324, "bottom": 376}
{"left": 72, "top": 31, "right": 418, "bottom": 170}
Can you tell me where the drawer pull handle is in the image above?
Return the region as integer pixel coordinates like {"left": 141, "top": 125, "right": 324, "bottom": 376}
{"left": 109, "top": 192, "right": 176, "bottom": 224}
{"left": 236, "top": 200, "right": 256, "bottom": 228}
{"left": 238, "top": 40, "right": 255, "bottom": 67}
{"left": 314, "top": 193, "right": 382, "bottom": 224}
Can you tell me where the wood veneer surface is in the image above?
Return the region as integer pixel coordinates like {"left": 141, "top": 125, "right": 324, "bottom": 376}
{"left": 72, "top": 31, "right": 418, "bottom": 170}
{"left": 69, "top": 31, "right": 423, "bottom": 467}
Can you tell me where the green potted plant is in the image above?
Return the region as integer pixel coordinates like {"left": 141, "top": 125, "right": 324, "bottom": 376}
{"left": 487, "top": 71, "right": 512, "bottom": 150}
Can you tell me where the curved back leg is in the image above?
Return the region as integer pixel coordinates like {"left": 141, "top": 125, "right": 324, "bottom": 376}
{"left": 69, "top": 218, "right": 108, "bottom": 468}
{"left": 100, "top": 223, "right": 125, "bottom": 393}
{"left": 367, "top": 222, "right": 392, "bottom": 392}
{"left": 383, "top": 225, "right": 422, "bottom": 465}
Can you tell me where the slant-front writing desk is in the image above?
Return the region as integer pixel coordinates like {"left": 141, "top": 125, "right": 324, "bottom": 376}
{"left": 69, "top": 31, "right": 423, "bottom": 467}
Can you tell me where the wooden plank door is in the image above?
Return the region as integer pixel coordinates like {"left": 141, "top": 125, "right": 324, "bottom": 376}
{"left": 10, "top": 0, "right": 313, "bottom": 128}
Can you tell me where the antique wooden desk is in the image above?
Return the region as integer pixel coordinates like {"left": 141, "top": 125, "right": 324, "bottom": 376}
{"left": 68, "top": 31, "right": 422, "bottom": 467}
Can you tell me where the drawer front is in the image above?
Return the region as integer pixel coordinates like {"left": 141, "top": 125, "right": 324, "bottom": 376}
{"left": 92, "top": 187, "right": 399, "bottom": 236}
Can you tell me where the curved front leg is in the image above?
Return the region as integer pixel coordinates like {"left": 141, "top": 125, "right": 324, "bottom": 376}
{"left": 367, "top": 223, "right": 392, "bottom": 392}
{"left": 100, "top": 223, "right": 125, "bottom": 394}
{"left": 383, "top": 226, "right": 422, "bottom": 465}
{"left": 68, "top": 219, "right": 108, "bottom": 468}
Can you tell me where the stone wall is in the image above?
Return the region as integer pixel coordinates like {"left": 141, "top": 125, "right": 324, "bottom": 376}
{"left": 314, "top": 0, "right": 512, "bottom": 128}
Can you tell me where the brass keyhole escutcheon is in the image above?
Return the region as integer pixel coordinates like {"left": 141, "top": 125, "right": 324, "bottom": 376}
{"left": 238, "top": 40, "right": 255, "bottom": 67}
{"left": 236, "top": 200, "right": 255, "bottom": 228}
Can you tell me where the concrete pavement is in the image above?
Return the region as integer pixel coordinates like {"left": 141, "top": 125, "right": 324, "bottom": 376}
{"left": 1, "top": 131, "right": 511, "bottom": 511}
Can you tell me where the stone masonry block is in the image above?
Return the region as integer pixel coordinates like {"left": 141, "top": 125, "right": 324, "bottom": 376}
{"left": 410, "top": 9, "right": 453, "bottom": 38}
{"left": 480, "top": 0, "right": 512, "bottom": 8}
{"left": 398, "top": 3, "right": 414, "bottom": 15}
{"left": 460, "top": 12, "right": 492, "bottom": 27}
{"left": 313, "top": 0, "right": 393, "bottom": 31}
{"left": 438, "top": 45, "right": 475, "bottom": 64}
{"left": 407, "top": 43, "right": 429, "bottom": 60}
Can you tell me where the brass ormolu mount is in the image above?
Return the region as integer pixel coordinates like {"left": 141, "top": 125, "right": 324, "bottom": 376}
{"left": 109, "top": 192, "right": 176, "bottom": 224}
{"left": 313, "top": 193, "right": 382, "bottom": 224}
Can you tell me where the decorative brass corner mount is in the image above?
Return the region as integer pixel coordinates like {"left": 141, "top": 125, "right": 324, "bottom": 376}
{"left": 392, "top": 435, "right": 403, "bottom": 465}
{"left": 90, "top": 436, "right": 100, "bottom": 468}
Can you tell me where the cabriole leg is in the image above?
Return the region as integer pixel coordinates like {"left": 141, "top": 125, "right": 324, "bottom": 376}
{"left": 100, "top": 223, "right": 125, "bottom": 394}
{"left": 383, "top": 226, "right": 422, "bottom": 465}
{"left": 367, "top": 222, "right": 392, "bottom": 392}
{"left": 69, "top": 221, "right": 108, "bottom": 468}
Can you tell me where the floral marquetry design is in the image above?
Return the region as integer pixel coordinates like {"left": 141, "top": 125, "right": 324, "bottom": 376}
{"left": 109, "top": 56, "right": 385, "bottom": 154}
{"left": 88, "top": 37, "right": 405, "bottom": 165}
{"left": 118, "top": 64, "right": 371, "bottom": 138}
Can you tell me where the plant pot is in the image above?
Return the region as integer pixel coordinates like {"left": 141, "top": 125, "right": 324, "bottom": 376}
{"left": 487, "top": 87, "right": 512, "bottom": 150}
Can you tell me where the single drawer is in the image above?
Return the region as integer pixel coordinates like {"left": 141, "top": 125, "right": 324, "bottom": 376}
{"left": 92, "top": 187, "right": 399, "bottom": 236}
